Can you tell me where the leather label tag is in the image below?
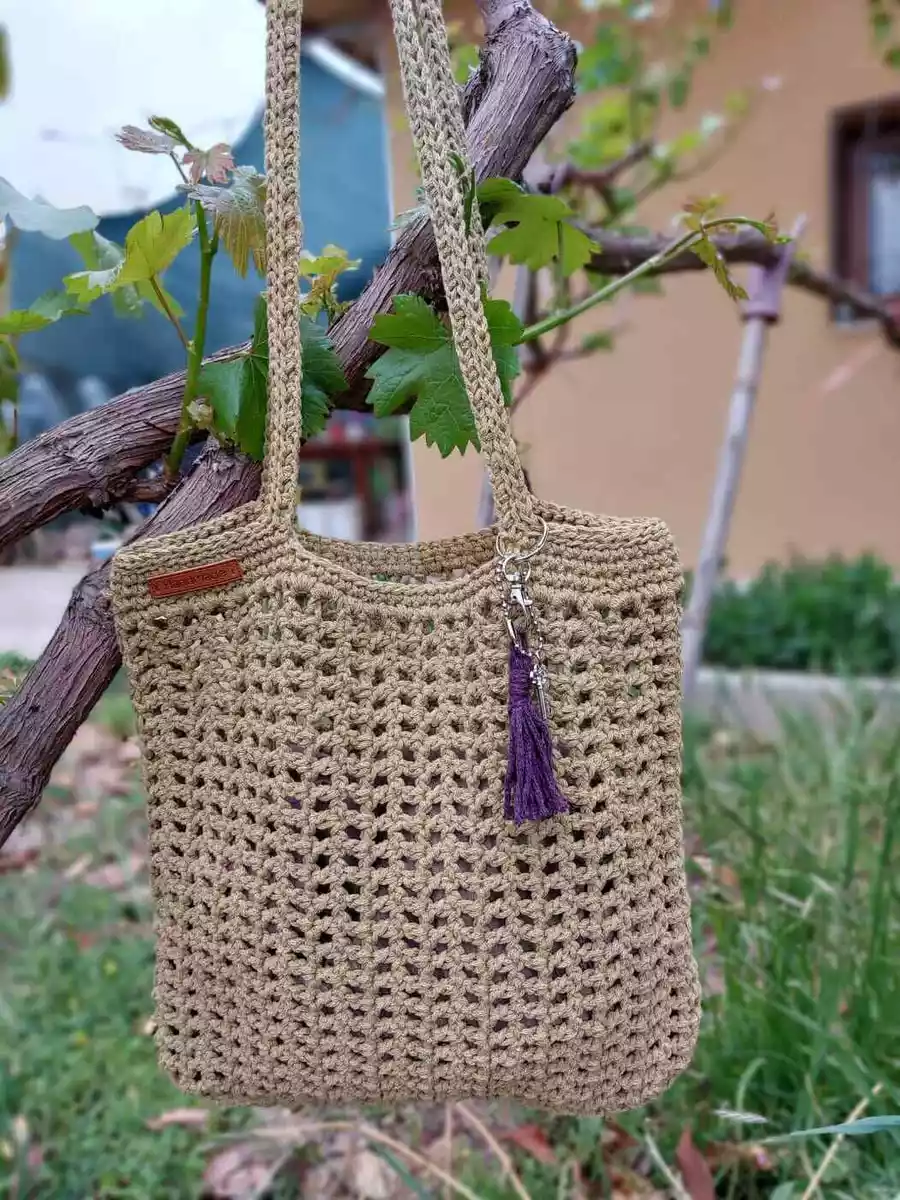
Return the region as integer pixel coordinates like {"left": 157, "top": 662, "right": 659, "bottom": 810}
{"left": 148, "top": 559, "right": 243, "bottom": 599}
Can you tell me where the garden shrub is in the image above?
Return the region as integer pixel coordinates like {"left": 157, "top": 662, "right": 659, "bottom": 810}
{"left": 699, "top": 554, "right": 900, "bottom": 676}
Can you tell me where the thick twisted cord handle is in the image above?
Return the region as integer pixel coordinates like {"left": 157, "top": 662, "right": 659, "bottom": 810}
{"left": 261, "top": 0, "right": 304, "bottom": 521}
{"left": 414, "top": 0, "right": 489, "bottom": 277}
{"left": 387, "top": 0, "right": 534, "bottom": 536}
{"left": 261, "top": 0, "right": 534, "bottom": 536}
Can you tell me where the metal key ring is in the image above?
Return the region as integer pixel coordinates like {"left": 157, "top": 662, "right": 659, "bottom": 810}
{"left": 495, "top": 516, "right": 549, "bottom": 564}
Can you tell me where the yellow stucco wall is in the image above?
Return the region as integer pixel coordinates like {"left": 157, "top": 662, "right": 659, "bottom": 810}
{"left": 383, "top": 0, "right": 900, "bottom": 573}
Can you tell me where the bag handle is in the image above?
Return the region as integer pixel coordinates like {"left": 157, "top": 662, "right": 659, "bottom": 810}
{"left": 260, "top": 0, "right": 536, "bottom": 540}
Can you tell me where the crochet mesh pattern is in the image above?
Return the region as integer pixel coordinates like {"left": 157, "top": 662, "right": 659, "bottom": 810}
{"left": 110, "top": 0, "right": 700, "bottom": 1113}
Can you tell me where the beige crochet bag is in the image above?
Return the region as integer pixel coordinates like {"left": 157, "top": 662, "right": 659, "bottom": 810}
{"left": 111, "top": 0, "right": 700, "bottom": 1113}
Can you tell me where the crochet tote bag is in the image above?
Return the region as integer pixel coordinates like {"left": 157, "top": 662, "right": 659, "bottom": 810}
{"left": 111, "top": 0, "right": 700, "bottom": 1114}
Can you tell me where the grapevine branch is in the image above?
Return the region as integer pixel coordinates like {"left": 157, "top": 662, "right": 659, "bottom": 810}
{"left": 1, "top": 0, "right": 578, "bottom": 555}
{"left": 0, "top": 0, "right": 578, "bottom": 843}
{"left": 535, "top": 141, "right": 654, "bottom": 195}
{"left": 589, "top": 229, "right": 900, "bottom": 344}
{"left": 0, "top": 446, "right": 260, "bottom": 846}
{"left": 1, "top": 229, "right": 894, "bottom": 556}
{"left": 2, "top": 3, "right": 899, "bottom": 840}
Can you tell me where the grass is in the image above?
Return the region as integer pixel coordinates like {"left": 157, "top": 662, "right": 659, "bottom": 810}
{"left": 645, "top": 711, "right": 900, "bottom": 1197}
{"left": 0, "top": 703, "right": 898, "bottom": 1196}
{"left": 0, "top": 787, "right": 251, "bottom": 1198}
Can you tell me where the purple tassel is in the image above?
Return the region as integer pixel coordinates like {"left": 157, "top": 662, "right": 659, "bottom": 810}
{"left": 504, "top": 643, "right": 569, "bottom": 825}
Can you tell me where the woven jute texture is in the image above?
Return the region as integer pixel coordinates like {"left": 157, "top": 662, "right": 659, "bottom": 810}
{"left": 110, "top": 0, "right": 700, "bottom": 1114}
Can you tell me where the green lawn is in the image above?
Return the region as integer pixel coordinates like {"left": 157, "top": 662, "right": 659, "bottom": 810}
{"left": 1, "top": 705, "right": 898, "bottom": 1197}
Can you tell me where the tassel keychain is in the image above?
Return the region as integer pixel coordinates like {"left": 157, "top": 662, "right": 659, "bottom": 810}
{"left": 497, "top": 521, "right": 569, "bottom": 824}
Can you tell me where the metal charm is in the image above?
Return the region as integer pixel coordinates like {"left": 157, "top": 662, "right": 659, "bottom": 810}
{"left": 496, "top": 518, "right": 552, "bottom": 717}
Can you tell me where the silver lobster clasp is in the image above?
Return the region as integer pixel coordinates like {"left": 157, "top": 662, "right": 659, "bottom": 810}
{"left": 497, "top": 517, "right": 548, "bottom": 654}
{"left": 505, "top": 612, "right": 526, "bottom": 650}
{"left": 508, "top": 579, "right": 533, "bottom": 618}
{"left": 504, "top": 574, "right": 536, "bottom": 651}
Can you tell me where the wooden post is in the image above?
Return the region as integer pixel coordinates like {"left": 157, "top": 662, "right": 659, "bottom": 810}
{"left": 681, "top": 218, "right": 806, "bottom": 704}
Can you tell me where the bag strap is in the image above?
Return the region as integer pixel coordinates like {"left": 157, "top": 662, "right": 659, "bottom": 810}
{"left": 260, "top": 0, "right": 536, "bottom": 539}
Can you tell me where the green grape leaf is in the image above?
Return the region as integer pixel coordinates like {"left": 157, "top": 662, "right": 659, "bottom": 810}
{"left": 690, "top": 235, "right": 747, "bottom": 301}
{"left": 366, "top": 293, "right": 523, "bottom": 456}
{"left": 298, "top": 243, "right": 360, "bottom": 318}
{"left": 70, "top": 231, "right": 137, "bottom": 315}
{"left": 235, "top": 302, "right": 269, "bottom": 461}
{"left": 0, "top": 177, "right": 97, "bottom": 240}
{"left": 188, "top": 166, "right": 266, "bottom": 277}
{"left": 69, "top": 229, "right": 184, "bottom": 319}
{"left": 65, "top": 210, "right": 194, "bottom": 310}
{"left": 476, "top": 177, "right": 524, "bottom": 225}
{"left": 0, "top": 290, "right": 89, "bottom": 335}
{"left": 680, "top": 193, "right": 726, "bottom": 232}
{"left": 300, "top": 315, "right": 347, "bottom": 438}
{"left": 298, "top": 245, "right": 360, "bottom": 281}
{"left": 64, "top": 270, "right": 106, "bottom": 304}
{"left": 477, "top": 179, "right": 598, "bottom": 276}
{"left": 116, "top": 208, "right": 195, "bottom": 282}
{"left": 199, "top": 357, "right": 245, "bottom": 440}
{"left": 198, "top": 298, "right": 347, "bottom": 458}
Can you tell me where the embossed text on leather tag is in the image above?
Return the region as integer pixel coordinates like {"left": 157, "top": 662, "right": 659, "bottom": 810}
{"left": 148, "top": 559, "right": 243, "bottom": 599}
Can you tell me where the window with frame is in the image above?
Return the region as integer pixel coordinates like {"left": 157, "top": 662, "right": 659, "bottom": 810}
{"left": 832, "top": 97, "right": 900, "bottom": 322}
